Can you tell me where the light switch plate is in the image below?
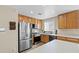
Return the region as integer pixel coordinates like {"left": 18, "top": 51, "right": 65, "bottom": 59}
{"left": 0, "top": 28, "right": 5, "bottom": 32}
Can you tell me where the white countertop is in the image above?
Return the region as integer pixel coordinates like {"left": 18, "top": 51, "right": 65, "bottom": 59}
{"left": 40, "top": 33, "right": 56, "bottom": 35}
{"left": 57, "top": 34, "right": 79, "bottom": 39}
{"left": 28, "top": 40, "right": 79, "bottom": 53}
{"left": 40, "top": 33, "right": 79, "bottom": 39}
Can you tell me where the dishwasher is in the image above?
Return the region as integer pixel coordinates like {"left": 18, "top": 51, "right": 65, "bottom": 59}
{"left": 33, "top": 34, "right": 41, "bottom": 45}
{"left": 49, "top": 35, "right": 57, "bottom": 41}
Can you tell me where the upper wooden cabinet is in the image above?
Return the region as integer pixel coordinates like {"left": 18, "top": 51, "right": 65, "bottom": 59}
{"left": 58, "top": 14, "right": 66, "bottom": 29}
{"left": 24, "top": 16, "right": 30, "bottom": 23}
{"left": 35, "top": 19, "right": 38, "bottom": 25}
{"left": 18, "top": 15, "right": 24, "bottom": 22}
{"left": 66, "top": 11, "right": 78, "bottom": 29}
{"left": 18, "top": 15, "right": 44, "bottom": 30}
{"left": 37, "top": 20, "right": 42, "bottom": 29}
{"left": 18, "top": 15, "right": 30, "bottom": 23}
{"left": 58, "top": 10, "right": 79, "bottom": 29}
{"left": 30, "top": 18, "right": 35, "bottom": 24}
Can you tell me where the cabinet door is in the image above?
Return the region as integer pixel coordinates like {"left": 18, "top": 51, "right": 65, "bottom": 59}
{"left": 27, "top": 18, "right": 32, "bottom": 23}
{"left": 31, "top": 18, "right": 35, "bottom": 24}
{"left": 66, "top": 37, "right": 79, "bottom": 43}
{"left": 37, "top": 20, "right": 42, "bottom": 29}
{"left": 41, "top": 35, "right": 49, "bottom": 43}
{"left": 24, "top": 16, "right": 29, "bottom": 23}
{"left": 40, "top": 20, "right": 44, "bottom": 30}
{"left": 66, "top": 11, "right": 77, "bottom": 29}
{"left": 18, "top": 15, "right": 24, "bottom": 22}
{"left": 58, "top": 14, "right": 66, "bottom": 29}
{"left": 38, "top": 20, "right": 44, "bottom": 29}
{"left": 19, "top": 15, "right": 30, "bottom": 23}
{"left": 35, "top": 19, "right": 38, "bottom": 25}
{"left": 57, "top": 36, "right": 66, "bottom": 40}
{"left": 76, "top": 11, "right": 79, "bottom": 28}
{"left": 34, "top": 19, "right": 37, "bottom": 24}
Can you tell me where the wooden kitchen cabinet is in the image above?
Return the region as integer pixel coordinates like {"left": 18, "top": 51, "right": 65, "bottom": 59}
{"left": 19, "top": 15, "right": 30, "bottom": 23}
{"left": 58, "top": 14, "right": 66, "bottom": 29}
{"left": 41, "top": 35, "right": 49, "bottom": 43}
{"left": 38, "top": 20, "right": 44, "bottom": 30}
{"left": 37, "top": 20, "right": 42, "bottom": 29}
{"left": 30, "top": 18, "right": 35, "bottom": 24}
{"left": 19, "top": 14, "right": 36, "bottom": 24}
{"left": 40, "top": 20, "right": 44, "bottom": 29}
{"left": 32, "top": 35, "right": 35, "bottom": 44}
{"left": 66, "top": 11, "right": 78, "bottom": 29}
{"left": 57, "top": 36, "right": 79, "bottom": 43}
{"left": 18, "top": 15, "right": 24, "bottom": 22}
{"left": 66, "top": 37, "right": 79, "bottom": 43}
{"left": 31, "top": 19, "right": 43, "bottom": 29}
{"left": 18, "top": 14, "right": 44, "bottom": 30}
{"left": 24, "top": 16, "right": 30, "bottom": 23}
{"left": 35, "top": 19, "right": 38, "bottom": 25}
{"left": 41, "top": 20, "right": 44, "bottom": 30}
{"left": 57, "top": 36, "right": 67, "bottom": 41}
{"left": 58, "top": 10, "right": 79, "bottom": 29}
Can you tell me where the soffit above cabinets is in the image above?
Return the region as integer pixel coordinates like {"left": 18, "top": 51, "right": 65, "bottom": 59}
{"left": 10, "top": 5, "right": 79, "bottom": 20}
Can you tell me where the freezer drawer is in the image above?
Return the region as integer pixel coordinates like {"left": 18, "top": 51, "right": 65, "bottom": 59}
{"left": 19, "top": 39, "right": 32, "bottom": 52}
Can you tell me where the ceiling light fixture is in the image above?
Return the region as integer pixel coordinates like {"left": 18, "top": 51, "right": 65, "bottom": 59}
{"left": 30, "top": 11, "right": 33, "bottom": 14}
{"left": 38, "top": 13, "right": 42, "bottom": 15}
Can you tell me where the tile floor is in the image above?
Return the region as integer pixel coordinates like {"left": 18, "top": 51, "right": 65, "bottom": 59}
{"left": 28, "top": 40, "right": 79, "bottom": 53}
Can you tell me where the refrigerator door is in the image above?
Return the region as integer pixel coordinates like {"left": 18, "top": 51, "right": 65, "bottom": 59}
{"left": 20, "top": 39, "right": 32, "bottom": 52}
{"left": 25, "top": 23, "right": 32, "bottom": 38}
{"left": 18, "top": 22, "right": 32, "bottom": 52}
{"left": 19, "top": 21, "right": 26, "bottom": 40}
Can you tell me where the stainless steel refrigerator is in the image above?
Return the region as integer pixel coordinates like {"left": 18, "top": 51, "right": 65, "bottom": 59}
{"left": 18, "top": 21, "right": 32, "bottom": 53}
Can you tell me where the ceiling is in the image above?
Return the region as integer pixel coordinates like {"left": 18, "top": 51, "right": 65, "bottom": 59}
{"left": 10, "top": 5, "right": 79, "bottom": 19}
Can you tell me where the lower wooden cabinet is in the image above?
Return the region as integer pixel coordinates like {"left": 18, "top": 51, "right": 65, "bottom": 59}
{"left": 57, "top": 36, "right": 67, "bottom": 40}
{"left": 32, "top": 35, "right": 35, "bottom": 44}
{"left": 57, "top": 36, "right": 79, "bottom": 43}
{"left": 66, "top": 37, "right": 79, "bottom": 43}
{"left": 41, "top": 35, "right": 49, "bottom": 43}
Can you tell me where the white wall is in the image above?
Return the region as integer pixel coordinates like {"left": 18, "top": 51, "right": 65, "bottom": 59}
{"left": 0, "top": 6, "right": 18, "bottom": 53}
{"left": 58, "top": 29, "right": 79, "bottom": 35}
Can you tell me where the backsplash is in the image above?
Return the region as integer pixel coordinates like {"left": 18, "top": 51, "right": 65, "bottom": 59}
{"left": 44, "top": 30, "right": 57, "bottom": 34}
{"left": 58, "top": 29, "right": 79, "bottom": 35}
{"left": 32, "top": 29, "right": 43, "bottom": 34}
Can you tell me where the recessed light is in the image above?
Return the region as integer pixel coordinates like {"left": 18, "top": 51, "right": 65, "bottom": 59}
{"left": 30, "top": 11, "right": 33, "bottom": 14}
{"left": 42, "top": 5, "right": 46, "bottom": 7}
{"left": 38, "top": 13, "right": 42, "bottom": 15}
